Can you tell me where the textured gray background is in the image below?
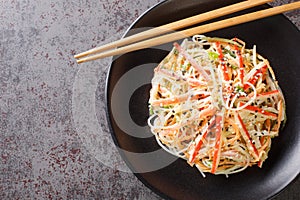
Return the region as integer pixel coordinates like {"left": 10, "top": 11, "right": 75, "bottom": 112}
{"left": 0, "top": 0, "right": 299, "bottom": 199}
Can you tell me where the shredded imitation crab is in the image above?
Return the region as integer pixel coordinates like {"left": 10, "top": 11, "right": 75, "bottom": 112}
{"left": 148, "top": 35, "right": 286, "bottom": 177}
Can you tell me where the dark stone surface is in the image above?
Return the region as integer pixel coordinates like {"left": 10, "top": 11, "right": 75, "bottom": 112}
{"left": 0, "top": 0, "right": 298, "bottom": 199}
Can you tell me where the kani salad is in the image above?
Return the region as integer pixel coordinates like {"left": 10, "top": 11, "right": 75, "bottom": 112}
{"left": 148, "top": 35, "right": 286, "bottom": 177}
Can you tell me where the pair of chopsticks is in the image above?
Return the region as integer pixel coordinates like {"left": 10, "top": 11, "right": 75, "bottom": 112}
{"left": 74, "top": 0, "right": 300, "bottom": 64}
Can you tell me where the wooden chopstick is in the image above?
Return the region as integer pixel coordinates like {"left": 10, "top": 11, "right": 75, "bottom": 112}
{"left": 76, "top": 1, "right": 300, "bottom": 64}
{"left": 74, "top": 0, "right": 272, "bottom": 60}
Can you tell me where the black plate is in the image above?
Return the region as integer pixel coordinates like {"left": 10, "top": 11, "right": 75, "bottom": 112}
{"left": 105, "top": 0, "right": 300, "bottom": 199}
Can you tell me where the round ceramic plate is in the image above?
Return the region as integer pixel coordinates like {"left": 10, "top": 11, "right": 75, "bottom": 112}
{"left": 105, "top": 0, "right": 300, "bottom": 199}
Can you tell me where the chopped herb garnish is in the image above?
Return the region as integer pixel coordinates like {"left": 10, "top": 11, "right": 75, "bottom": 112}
{"left": 223, "top": 48, "right": 236, "bottom": 58}
{"left": 235, "top": 85, "right": 245, "bottom": 93}
{"left": 149, "top": 106, "right": 154, "bottom": 115}
{"left": 208, "top": 51, "right": 219, "bottom": 61}
{"left": 173, "top": 49, "right": 179, "bottom": 55}
{"left": 231, "top": 64, "right": 238, "bottom": 70}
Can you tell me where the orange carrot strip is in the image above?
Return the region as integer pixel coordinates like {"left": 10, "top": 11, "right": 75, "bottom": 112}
{"left": 247, "top": 89, "right": 279, "bottom": 98}
{"left": 244, "top": 65, "right": 267, "bottom": 90}
{"left": 215, "top": 42, "right": 229, "bottom": 81}
{"left": 189, "top": 110, "right": 217, "bottom": 163}
{"left": 239, "top": 102, "right": 277, "bottom": 119}
{"left": 236, "top": 113, "right": 259, "bottom": 160}
{"left": 152, "top": 93, "right": 210, "bottom": 106}
{"left": 211, "top": 114, "right": 223, "bottom": 174}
